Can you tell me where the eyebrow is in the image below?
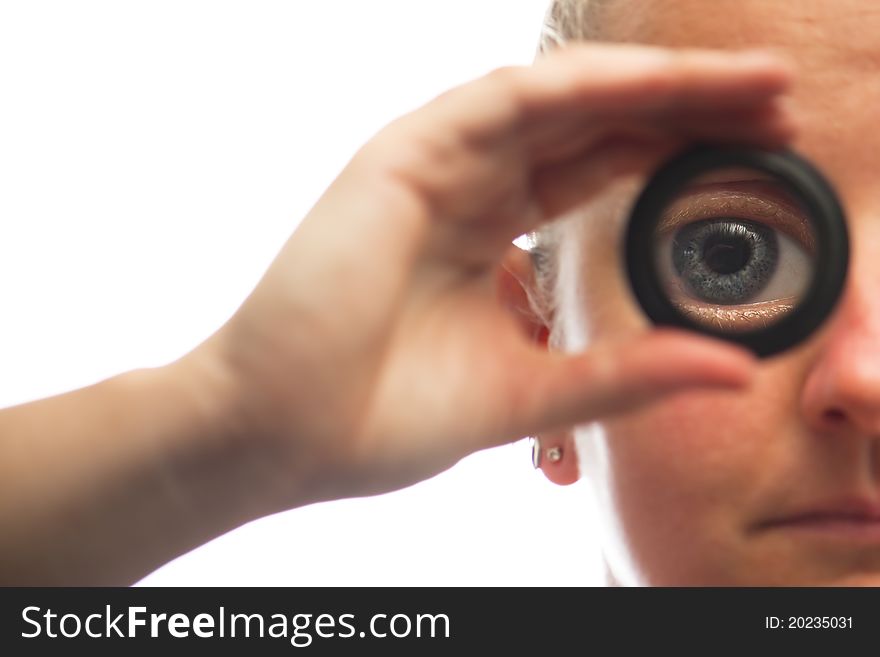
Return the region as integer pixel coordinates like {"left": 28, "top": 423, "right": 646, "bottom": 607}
{"left": 682, "top": 168, "right": 778, "bottom": 187}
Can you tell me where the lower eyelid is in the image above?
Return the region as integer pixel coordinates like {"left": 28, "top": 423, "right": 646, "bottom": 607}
{"left": 673, "top": 298, "right": 799, "bottom": 332}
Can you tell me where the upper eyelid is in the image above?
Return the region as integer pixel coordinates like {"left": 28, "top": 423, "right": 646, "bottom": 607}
{"left": 656, "top": 186, "right": 816, "bottom": 255}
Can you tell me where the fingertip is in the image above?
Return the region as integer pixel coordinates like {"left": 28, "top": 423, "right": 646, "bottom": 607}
{"left": 737, "top": 48, "right": 797, "bottom": 77}
{"left": 767, "top": 94, "right": 801, "bottom": 138}
{"left": 520, "top": 327, "right": 762, "bottom": 432}
{"left": 647, "top": 328, "right": 759, "bottom": 385}
{"left": 715, "top": 345, "right": 760, "bottom": 386}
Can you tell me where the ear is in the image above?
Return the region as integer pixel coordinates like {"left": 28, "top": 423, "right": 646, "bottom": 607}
{"left": 497, "top": 244, "right": 581, "bottom": 486}
{"left": 496, "top": 244, "right": 549, "bottom": 347}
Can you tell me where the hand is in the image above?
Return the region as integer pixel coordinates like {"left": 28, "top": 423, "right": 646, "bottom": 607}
{"left": 197, "top": 43, "right": 796, "bottom": 508}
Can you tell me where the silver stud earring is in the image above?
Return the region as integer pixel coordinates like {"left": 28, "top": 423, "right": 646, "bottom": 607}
{"left": 531, "top": 437, "right": 563, "bottom": 469}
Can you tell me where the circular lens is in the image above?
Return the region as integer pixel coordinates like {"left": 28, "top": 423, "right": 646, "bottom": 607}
{"left": 626, "top": 147, "right": 848, "bottom": 357}
{"left": 652, "top": 166, "right": 817, "bottom": 335}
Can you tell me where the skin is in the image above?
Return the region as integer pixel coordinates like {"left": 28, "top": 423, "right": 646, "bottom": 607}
{"left": 1, "top": 27, "right": 798, "bottom": 583}
{"left": 522, "top": 0, "right": 880, "bottom": 585}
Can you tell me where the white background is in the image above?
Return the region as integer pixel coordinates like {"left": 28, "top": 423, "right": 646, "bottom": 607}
{"left": 0, "top": 0, "right": 605, "bottom": 585}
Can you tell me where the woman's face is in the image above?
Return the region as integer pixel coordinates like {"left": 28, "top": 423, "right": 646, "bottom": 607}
{"left": 563, "top": 0, "right": 880, "bottom": 585}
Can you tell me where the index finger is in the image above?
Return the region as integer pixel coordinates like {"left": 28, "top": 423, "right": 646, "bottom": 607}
{"left": 367, "top": 42, "right": 794, "bottom": 266}
{"left": 398, "top": 42, "right": 793, "bottom": 158}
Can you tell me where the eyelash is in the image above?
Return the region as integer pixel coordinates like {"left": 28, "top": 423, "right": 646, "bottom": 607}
{"left": 656, "top": 190, "right": 816, "bottom": 256}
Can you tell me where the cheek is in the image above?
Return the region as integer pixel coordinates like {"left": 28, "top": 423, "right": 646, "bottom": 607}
{"left": 588, "top": 383, "right": 801, "bottom": 583}
{"left": 597, "top": 354, "right": 808, "bottom": 505}
{"left": 605, "top": 391, "right": 775, "bottom": 496}
{"left": 571, "top": 190, "right": 811, "bottom": 581}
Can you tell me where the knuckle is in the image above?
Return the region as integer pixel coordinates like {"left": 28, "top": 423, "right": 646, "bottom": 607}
{"left": 588, "top": 345, "right": 618, "bottom": 385}
{"left": 481, "top": 66, "right": 527, "bottom": 108}
{"left": 359, "top": 114, "right": 425, "bottom": 165}
{"left": 484, "top": 64, "right": 523, "bottom": 87}
{"left": 641, "top": 58, "right": 690, "bottom": 110}
{"left": 666, "top": 48, "right": 701, "bottom": 72}
{"left": 354, "top": 128, "right": 398, "bottom": 170}
{"left": 664, "top": 49, "right": 711, "bottom": 90}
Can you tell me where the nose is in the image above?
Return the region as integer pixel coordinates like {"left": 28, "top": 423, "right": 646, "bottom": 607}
{"left": 800, "top": 280, "right": 880, "bottom": 438}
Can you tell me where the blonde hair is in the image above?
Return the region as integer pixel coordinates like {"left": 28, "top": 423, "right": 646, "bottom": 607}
{"left": 539, "top": 0, "right": 606, "bottom": 54}
{"left": 526, "top": 0, "right": 603, "bottom": 347}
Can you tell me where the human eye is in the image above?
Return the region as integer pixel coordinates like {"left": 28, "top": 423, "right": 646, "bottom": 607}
{"left": 654, "top": 179, "right": 815, "bottom": 332}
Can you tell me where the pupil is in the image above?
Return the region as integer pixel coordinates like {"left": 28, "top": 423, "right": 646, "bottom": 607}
{"left": 667, "top": 217, "right": 780, "bottom": 307}
{"left": 703, "top": 236, "right": 751, "bottom": 274}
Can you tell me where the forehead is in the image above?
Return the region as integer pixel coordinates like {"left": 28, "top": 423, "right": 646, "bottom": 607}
{"left": 599, "top": 0, "right": 880, "bottom": 58}
{"left": 595, "top": 0, "right": 880, "bottom": 204}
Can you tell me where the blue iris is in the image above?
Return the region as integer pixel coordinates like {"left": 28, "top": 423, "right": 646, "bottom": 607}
{"left": 671, "top": 218, "right": 779, "bottom": 304}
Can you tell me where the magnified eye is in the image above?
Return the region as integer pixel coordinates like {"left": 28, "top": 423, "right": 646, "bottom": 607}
{"left": 658, "top": 217, "right": 811, "bottom": 305}
{"left": 652, "top": 184, "right": 817, "bottom": 333}
{"left": 626, "top": 148, "right": 848, "bottom": 357}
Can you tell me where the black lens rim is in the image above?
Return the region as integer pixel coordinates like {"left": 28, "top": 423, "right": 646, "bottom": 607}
{"left": 625, "top": 145, "right": 849, "bottom": 358}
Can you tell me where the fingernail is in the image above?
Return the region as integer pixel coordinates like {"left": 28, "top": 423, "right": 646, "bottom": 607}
{"left": 738, "top": 49, "right": 796, "bottom": 74}
{"left": 726, "top": 349, "right": 759, "bottom": 384}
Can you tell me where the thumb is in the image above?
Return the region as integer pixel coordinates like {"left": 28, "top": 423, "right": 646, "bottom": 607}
{"left": 508, "top": 328, "right": 758, "bottom": 439}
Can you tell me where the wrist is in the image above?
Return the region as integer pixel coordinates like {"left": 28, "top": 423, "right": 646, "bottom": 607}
{"left": 0, "top": 338, "right": 297, "bottom": 585}
{"left": 161, "top": 337, "right": 297, "bottom": 524}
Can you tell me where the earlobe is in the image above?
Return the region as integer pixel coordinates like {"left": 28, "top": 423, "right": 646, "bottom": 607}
{"left": 501, "top": 246, "right": 577, "bottom": 484}
{"left": 497, "top": 244, "right": 550, "bottom": 347}
{"left": 531, "top": 433, "right": 580, "bottom": 486}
